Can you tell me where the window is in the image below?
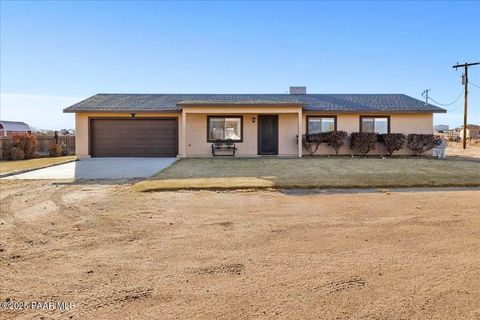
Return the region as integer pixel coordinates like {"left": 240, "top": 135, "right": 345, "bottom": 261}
{"left": 307, "top": 116, "right": 336, "bottom": 134}
{"left": 360, "top": 116, "right": 390, "bottom": 134}
{"left": 208, "top": 116, "right": 242, "bottom": 141}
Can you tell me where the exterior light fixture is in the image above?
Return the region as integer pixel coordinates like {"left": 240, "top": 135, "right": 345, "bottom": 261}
{"left": 131, "top": 113, "right": 136, "bottom": 118}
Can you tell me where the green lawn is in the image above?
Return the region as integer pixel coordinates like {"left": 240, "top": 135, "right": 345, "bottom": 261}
{"left": 134, "top": 157, "right": 480, "bottom": 191}
{"left": 0, "top": 156, "right": 77, "bottom": 175}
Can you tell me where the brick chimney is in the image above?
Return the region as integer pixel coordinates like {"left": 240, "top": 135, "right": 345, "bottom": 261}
{"left": 289, "top": 86, "right": 306, "bottom": 94}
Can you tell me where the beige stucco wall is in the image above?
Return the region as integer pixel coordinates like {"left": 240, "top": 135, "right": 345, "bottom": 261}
{"left": 185, "top": 113, "right": 257, "bottom": 156}
{"left": 74, "top": 110, "right": 433, "bottom": 157}
{"left": 302, "top": 112, "right": 433, "bottom": 155}
{"left": 184, "top": 113, "right": 300, "bottom": 156}
{"left": 279, "top": 113, "right": 300, "bottom": 156}
{"left": 302, "top": 112, "right": 433, "bottom": 135}
{"left": 182, "top": 106, "right": 302, "bottom": 157}
{"left": 75, "top": 114, "right": 89, "bottom": 157}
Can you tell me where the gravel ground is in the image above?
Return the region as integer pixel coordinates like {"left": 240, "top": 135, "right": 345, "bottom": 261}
{"left": 1, "top": 180, "right": 479, "bottom": 319}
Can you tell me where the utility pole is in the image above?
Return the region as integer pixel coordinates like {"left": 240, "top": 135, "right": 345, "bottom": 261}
{"left": 452, "top": 62, "right": 479, "bottom": 149}
{"left": 421, "top": 89, "right": 430, "bottom": 105}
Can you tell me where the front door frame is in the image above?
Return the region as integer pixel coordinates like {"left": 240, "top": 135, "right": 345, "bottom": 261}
{"left": 257, "top": 114, "right": 279, "bottom": 155}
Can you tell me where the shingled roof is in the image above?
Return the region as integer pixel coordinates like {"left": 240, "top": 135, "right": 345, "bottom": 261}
{"left": 63, "top": 94, "right": 446, "bottom": 113}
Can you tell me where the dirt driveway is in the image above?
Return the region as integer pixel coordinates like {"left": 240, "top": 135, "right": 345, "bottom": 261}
{"left": 1, "top": 180, "right": 479, "bottom": 319}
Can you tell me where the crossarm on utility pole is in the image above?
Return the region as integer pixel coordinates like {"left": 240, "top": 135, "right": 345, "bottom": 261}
{"left": 451, "top": 62, "right": 480, "bottom": 149}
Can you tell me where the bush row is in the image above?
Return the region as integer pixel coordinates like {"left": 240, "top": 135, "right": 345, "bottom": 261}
{"left": 8, "top": 133, "right": 69, "bottom": 160}
{"left": 302, "top": 132, "right": 439, "bottom": 156}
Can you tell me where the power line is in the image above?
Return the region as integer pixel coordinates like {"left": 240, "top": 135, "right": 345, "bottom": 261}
{"left": 443, "top": 103, "right": 464, "bottom": 112}
{"left": 438, "top": 100, "right": 465, "bottom": 112}
{"left": 470, "top": 81, "right": 480, "bottom": 89}
{"left": 427, "top": 89, "right": 464, "bottom": 106}
{"left": 444, "top": 102, "right": 464, "bottom": 113}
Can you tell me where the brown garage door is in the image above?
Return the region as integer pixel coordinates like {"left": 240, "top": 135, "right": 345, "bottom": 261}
{"left": 90, "top": 118, "right": 178, "bottom": 157}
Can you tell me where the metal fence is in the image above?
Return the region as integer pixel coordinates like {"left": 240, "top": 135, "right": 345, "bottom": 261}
{"left": 0, "top": 135, "right": 75, "bottom": 160}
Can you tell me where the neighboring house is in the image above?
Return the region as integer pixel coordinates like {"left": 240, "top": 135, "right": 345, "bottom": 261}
{"left": 444, "top": 129, "right": 459, "bottom": 141}
{"left": 0, "top": 120, "right": 31, "bottom": 137}
{"left": 458, "top": 124, "right": 480, "bottom": 140}
{"left": 63, "top": 87, "right": 446, "bottom": 158}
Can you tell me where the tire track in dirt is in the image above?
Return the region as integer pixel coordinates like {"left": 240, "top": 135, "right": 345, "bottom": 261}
{"left": 190, "top": 263, "right": 245, "bottom": 276}
{"left": 1, "top": 183, "right": 97, "bottom": 263}
{"left": 0, "top": 182, "right": 53, "bottom": 244}
{"left": 49, "top": 185, "right": 78, "bottom": 219}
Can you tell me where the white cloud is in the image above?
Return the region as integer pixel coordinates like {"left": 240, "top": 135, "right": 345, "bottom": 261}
{"left": 0, "top": 93, "right": 84, "bottom": 130}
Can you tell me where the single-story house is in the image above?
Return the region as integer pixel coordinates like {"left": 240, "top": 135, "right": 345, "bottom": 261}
{"left": 0, "top": 120, "right": 31, "bottom": 137}
{"left": 458, "top": 124, "right": 480, "bottom": 140}
{"left": 63, "top": 87, "right": 446, "bottom": 158}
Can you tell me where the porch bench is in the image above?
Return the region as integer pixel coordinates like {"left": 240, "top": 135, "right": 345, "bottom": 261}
{"left": 211, "top": 139, "right": 237, "bottom": 157}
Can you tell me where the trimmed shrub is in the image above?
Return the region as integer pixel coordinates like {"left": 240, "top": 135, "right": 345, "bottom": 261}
{"left": 406, "top": 134, "right": 436, "bottom": 156}
{"left": 11, "top": 133, "right": 37, "bottom": 159}
{"left": 379, "top": 133, "right": 406, "bottom": 156}
{"left": 350, "top": 132, "right": 377, "bottom": 156}
{"left": 327, "top": 131, "right": 348, "bottom": 155}
{"left": 302, "top": 134, "right": 321, "bottom": 155}
{"left": 306, "top": 132, "right": 329, "bottom": 143}
{"left": 48, "top": 144, "right": 63, "bottom": 157}
{"left": 10, "top": 147, "right": 25, "bottom": 160}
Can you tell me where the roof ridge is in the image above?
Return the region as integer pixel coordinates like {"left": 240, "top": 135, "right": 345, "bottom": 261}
{"left": 94, "top": 93, "right": 408, "bottom": 95}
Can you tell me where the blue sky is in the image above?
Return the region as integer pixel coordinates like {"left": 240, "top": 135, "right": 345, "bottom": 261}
{"left": 1, "top": 1, "right": 479, "bottom": 129}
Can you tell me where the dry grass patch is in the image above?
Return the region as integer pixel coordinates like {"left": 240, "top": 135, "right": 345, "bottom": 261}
{"left": 134, "top": 157, "right": 480, "bottom": 191}
{"left": 0, "top": 156, "right": 77, "bottom": 175}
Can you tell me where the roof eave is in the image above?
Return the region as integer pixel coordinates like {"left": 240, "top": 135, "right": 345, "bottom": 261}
{"left": 64, "top": 108, "right": 447, "bottom": 114}
{"left": 63, "top": 109, "right": 181, "bottom": 114}
{"left": 303, "top": 109, "right": 447, "bottom": 114}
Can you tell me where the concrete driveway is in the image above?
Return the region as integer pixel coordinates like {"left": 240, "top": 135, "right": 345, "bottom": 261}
{"left": 4, "top": 157, "right": 177, "bottom": 180}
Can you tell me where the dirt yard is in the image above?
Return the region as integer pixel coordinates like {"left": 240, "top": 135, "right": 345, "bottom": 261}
{"left": 1, "top": 180, "right": 479, "bottom": 319}
{"left": 447, "top": 141, "right": 480, "bottom": 160}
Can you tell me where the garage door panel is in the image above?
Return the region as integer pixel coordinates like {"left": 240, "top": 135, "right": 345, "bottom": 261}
{"left": 91, "top": 119, "right": 178, "bottom": 157}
